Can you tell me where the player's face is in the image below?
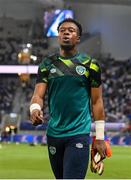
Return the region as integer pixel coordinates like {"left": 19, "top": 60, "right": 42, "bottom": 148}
{"left": 58, "top": 22, "right": 80, "bottom": 50}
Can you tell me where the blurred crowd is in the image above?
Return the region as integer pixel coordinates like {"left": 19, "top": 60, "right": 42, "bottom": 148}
{"left": 0, "top": 16, "right": 49, "bottom": 65}
{"left": 0, "top": 77, "right": 18, "bottom": 124}
{"left": 0, "top": 37, "right": 21, "bottom": 65}
{"left": 101, "top": 57, "right": 131, "bottom": 123}
{"left": 0, "top": 37, "right": 49, "bottom": 65}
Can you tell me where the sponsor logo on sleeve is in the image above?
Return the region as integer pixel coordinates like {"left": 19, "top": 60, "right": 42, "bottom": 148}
{"left": 50, "top": 68, "right": 56, "bottom": 74}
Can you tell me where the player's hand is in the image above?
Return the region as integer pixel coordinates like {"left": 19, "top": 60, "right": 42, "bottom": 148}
{"left": 93, "top": 140, "right": 107, "bottom": 160}
{"left": 90, "top": 140, "right": 105, "bottom": 175}
{"left": 90, "top": 136, "right": 112, "bottom": 175}
{"left": 30, "top": 109, "right": 44, "bottom": 126}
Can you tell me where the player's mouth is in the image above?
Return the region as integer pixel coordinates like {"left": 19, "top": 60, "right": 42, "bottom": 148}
{"left": 62, "top": 36, "right": 70, "bottom": 43}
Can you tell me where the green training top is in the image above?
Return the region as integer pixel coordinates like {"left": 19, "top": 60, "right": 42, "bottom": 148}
{"left": 36, "top": 53, "right": 101, "bottom": 137}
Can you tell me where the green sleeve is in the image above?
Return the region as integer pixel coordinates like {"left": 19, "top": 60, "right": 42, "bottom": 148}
{"left": 89, "top": 59, "right": 102, "bottom": 87}
{"left": 36, "top": 60, "right": 49, "bottom": 84}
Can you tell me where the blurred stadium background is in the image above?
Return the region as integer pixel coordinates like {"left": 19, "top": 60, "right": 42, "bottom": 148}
{"left": 0, "top": 0, "right": 131, "bottom": 179}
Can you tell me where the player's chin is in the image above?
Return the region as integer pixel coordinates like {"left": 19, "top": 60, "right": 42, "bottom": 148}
{"left": 60, "top": 44, "right": 74, "bottom": 51}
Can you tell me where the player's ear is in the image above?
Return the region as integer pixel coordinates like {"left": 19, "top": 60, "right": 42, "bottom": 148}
{"left": 77, "top": 36, "right": 80, "bottom": 43}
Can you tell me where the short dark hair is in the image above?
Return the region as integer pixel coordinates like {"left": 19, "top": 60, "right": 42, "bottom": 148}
{"left": 57, "top": 18, "right": 82, "bottom": 36}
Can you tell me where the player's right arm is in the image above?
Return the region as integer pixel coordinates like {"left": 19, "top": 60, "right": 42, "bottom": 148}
{"left": 30, "top": 83, "right": 47, "bottom": 126}
{"left": 30, "top": 60, "right": 49, "bottom": 126}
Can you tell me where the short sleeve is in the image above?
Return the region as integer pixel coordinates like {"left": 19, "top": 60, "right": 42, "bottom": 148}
{"left": 89, "top": 59, "right": 102, "bottom": 87}
{"left": 36, "top": 62, "right": 49, "bottom": 84}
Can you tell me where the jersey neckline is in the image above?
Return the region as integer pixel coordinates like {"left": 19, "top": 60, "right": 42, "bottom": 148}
{"left": 58, "top": 52, "right": 80, "bottom": 60}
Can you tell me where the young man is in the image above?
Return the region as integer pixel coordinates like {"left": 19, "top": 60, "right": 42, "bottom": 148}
{"left": 30, "top": 18, "right": 107, "bottom": 179}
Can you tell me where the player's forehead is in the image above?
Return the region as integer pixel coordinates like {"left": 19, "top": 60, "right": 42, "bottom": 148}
{"left": 59, "top": 22, "right": 78, "bottom": 30}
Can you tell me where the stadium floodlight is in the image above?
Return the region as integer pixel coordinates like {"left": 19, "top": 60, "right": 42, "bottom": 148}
{"left": 30, "top": 55, "right": 37, "bottom": 61}
{"left": 23, "top": 48, "right": 29, "bottom": 53}
{"left": 27, "top": 43, "right": 32, "bottom": 48}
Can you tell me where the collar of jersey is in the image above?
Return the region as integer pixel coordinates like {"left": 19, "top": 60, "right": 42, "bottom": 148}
{"left": 58, "top": 53, "right": 80, "bottom": 60}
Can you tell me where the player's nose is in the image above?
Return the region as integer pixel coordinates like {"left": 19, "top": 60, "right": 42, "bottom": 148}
{"left": 63, "top": 30, "right": 70, "bottom": 35}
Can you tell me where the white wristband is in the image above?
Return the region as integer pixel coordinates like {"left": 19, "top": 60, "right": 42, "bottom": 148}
{"left": 95, "top": 120, "right": 105, "bottom": 140}
{"left": 30, "top": 103, "right": 41, "bottom": 114}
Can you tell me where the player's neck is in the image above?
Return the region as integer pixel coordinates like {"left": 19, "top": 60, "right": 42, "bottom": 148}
{"left": 59, "top": 48, "right": 78, "bottom": 58}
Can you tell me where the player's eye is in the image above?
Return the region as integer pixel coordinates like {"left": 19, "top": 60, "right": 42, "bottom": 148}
{"left": 59, "top": 28, "right": 65, "bottom": 32}
{"left": 68, "top": 28, "right": 76, "bottom": 33}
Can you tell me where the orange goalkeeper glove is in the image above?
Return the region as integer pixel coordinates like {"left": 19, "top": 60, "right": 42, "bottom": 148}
{"left": 90, "top": 136, "right": 112, "bottom": 175}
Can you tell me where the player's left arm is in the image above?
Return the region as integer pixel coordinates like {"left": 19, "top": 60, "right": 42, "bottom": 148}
{"left": 90, "top": 59, "right": 107, "bottom": 159}
{"left": 91, "top": 86, "right": 106, "bottom": 159}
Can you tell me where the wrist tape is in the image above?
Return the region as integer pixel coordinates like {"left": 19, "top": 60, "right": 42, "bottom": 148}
{"left": 95, "top": 120, "right": 105, "bottom": 140}
{"left": 30, "top": 103, "right": 41, "bottom": 114}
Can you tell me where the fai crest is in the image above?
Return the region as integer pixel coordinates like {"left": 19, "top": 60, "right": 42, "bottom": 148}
{"left": 76, "top": 65, "right": 86, "bottom": 75}
{"left": 49, "top": 146, "right": 56, "bottom": 155}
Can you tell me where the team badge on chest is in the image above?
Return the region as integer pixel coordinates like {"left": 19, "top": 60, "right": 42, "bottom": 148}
{"left": 76, "top": 65, "right": 86, "bottom": 75}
